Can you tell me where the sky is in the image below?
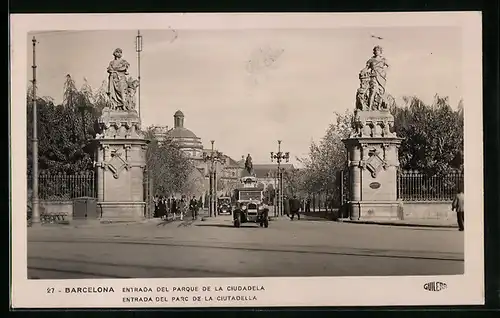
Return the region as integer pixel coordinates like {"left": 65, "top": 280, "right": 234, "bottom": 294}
{"left": 27, "top": 27, "right": 463, "bottom": 166}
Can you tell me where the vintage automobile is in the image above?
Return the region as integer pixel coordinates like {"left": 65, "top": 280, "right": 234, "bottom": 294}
{"left": 233, "top": 200, "right": 269, "bottom": 228}
{"left": 217, "top": 197, "right": 232, "bottom": 215}
{"left": 232, "top": 180, "right": 269, "bottom": 228}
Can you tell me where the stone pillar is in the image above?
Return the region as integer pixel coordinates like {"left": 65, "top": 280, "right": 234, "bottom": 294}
{"left": 94, "top": 109, "right": 149, "bottom": 222}
{"left": 340, "top": 45, "right": 404, "bottom": 220}
{"left": 343, "top": 110, "right": 403, "bottom": 220}
{"left": 349, "top": 144, "right": 361, "bottom": 220}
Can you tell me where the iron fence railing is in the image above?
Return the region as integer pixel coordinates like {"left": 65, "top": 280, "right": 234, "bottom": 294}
{"left": 28, "top": 171, "right": 96, "bottom": 200}
{"left": 397, "top": 170, "right": 463, "bottom": 201}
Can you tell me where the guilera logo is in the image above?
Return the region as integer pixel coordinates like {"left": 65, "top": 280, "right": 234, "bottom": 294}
{"left": 423, "top": 281, "right": 447, "bottom": 292}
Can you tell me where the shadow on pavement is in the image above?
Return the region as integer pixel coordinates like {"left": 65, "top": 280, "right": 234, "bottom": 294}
{"left": 178, "top": 220, "right": 196, "bottom": 227}
{"left": 195, "top": 224, "right": 259, "bottom": 229}
{"left": 155, "top": 219, "right": 177, "bottom": 227}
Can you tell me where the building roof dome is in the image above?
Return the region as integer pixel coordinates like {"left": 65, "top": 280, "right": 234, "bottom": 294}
{"left": 167, "top": 127, "right": 199, "bottom": 139}
{"left": 166, "top": 110, "right": 203, "bottom": 150}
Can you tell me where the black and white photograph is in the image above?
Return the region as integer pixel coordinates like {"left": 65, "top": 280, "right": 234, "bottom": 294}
{"left": 10, "top": 13, "right": 484, "bottom": 308}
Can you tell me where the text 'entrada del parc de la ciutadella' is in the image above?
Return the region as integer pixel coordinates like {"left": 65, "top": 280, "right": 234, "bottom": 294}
{"left": 65, "top": 285, "right": 266, "bottom": 304}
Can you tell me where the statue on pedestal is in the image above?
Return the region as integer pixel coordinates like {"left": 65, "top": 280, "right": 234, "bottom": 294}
{"left": 356, "top": 68, "right": 371, "bottom": 110}
{"left": 244, "top": 154, "right": 253, "bottom": 175}
{"left": 356, "top": 46, "right": 390, "bottom": 111}
{"left": 107, "top": 48, "right": 139, "bottom": 111}
{"left": 344, "top": 45, "right": 402, "bottom": 221}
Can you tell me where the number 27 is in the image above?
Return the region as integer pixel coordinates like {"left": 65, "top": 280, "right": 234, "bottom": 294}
{"left": 46, "top": 287, "right": 55, "bottom": 294}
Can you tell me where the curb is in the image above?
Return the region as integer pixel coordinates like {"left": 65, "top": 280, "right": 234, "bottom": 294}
{"left": 340, "top": 220, "right": 458, "bottom": 229}
{"left": 72, "top": 221, "right": 139, "bottom": 228}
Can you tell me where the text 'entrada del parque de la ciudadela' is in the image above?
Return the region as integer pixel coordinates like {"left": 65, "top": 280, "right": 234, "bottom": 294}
{"left": 63, "top": 285, "right": 266, "bottom": 304}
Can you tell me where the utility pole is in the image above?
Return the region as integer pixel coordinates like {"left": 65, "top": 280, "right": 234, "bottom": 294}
{"left": 135, "top": 30, "right": 143, "bottom": 118}
{"left": 210, "top": 140, "right": 214, "bottom": 217}
{"left": 31, "top": 36, "right": 40, "bottom": 225}
{"left": 273, "top": 171, "right": 278, "bottom": 217}
{"left": 270, "top": 140, "right": 289, "bottom": 217}
{"left": 210, "top": 140, "right": 215, "bottom": 217}
{"left": 203, "top": 140, "right": 224, "bottom": 217}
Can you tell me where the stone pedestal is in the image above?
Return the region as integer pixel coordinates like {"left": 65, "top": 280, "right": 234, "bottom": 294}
{"left": 94, "top": 109, "right": 148, "bottom": 222}
{"left": 343, "top": 110, "right": 403, "bottom": 220}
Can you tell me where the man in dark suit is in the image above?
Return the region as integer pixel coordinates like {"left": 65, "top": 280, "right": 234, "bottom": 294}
{"left": 189, "top": 196, "right": 198, "bottom": 220}
{"left": 171, "top": 197, "right": 178, "bottom": 219}
{"left": 158, "top": 196, "right": 167, "bottom": 220}
{"left": 289, "top": 195, "right": 301, "bottom": 220}
{"left": 452, "top": 184, "right": 465, "bottom": 231}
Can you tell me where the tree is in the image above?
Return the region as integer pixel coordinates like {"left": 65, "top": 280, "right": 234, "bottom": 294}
{"left": 144, "top": 126, "right": 194, "bottom": 196}
{"left": 283, "top": 168, "right": 306, "bottom": 197}
{"left": 390, "top": 94, "right": 463, "bottom": 175}
{"left": 264, "top": 183, "right": 275, "bottom": 204}
{"left": 217, "top": 177, "right": 239, "bottom": 196}
{"left": 26, "top": 75, "right": 101, "bottom": 175}
{"left": 299, "top": 110, "right": 354, "bottom": 199}
{"left": 181, "top": 168, "right": 206, "bottom": 198}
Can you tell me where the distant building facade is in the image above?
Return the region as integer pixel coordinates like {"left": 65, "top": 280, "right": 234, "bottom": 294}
{"left": 165, "top": 110, "right": 204, "bottom": 161}
{"left": 149, "top": 110, "right": 297, "bottom": 201}
{"left": 150, "top": 125, "right": 169, "bottom": 142}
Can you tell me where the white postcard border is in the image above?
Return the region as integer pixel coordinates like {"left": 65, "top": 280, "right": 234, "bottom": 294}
{"left": 10, "top": 12, "right": 484, "bottom": 308}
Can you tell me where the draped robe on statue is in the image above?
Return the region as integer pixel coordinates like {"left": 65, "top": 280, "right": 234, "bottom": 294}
{"left": 107, "top": 58, "right": 130, "bottom": 109}
{"left": 365, "top": 56, "right": 388, "bottom": 96}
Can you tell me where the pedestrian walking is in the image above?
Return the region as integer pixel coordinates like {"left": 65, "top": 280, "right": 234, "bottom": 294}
{"left": 153, "top": 195, "right": 159, "bottom": 218}
{"left": 179, "top": 196, "right": 187, "bottom": 221}
{"left": 189, "top": 196, "right": 198, "bottom": 220}
{"left": 305, "top": 198, "right": 311, "bottom": 213}
{"left": 283, "top": 195, "right": 290, "bottom": 217}
{"left": 452, "top": 184, "right": 465, "bottom": 231}
{"left": 171, "top": 197, "right": 178, "bottom": 220}
{"left": 289, "top": 195, "right": 301, "bottom": 220}
{"left": 158, "top": 196, "right": 167, "bottom": 220}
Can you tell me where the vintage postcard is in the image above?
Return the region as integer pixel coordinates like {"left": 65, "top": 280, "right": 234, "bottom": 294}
{"left": 10, "top": 12, "right": 483, "bottom": 308}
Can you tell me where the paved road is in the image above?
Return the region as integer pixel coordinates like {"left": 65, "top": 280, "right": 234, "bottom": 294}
{"left": 27, "top": 215, "right": 464, "bottom": 279}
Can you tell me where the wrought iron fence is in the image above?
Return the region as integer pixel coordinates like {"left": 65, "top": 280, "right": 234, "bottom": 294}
{"left": 27, "top": 171, "right": 96, "bottom": 200}
{"left": 397, "top": 170, "right": 463, "bottom": 201}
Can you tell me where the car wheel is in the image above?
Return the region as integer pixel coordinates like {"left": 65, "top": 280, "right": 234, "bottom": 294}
{"left": 234, "top": 214, "right": 241, "bottom": 228}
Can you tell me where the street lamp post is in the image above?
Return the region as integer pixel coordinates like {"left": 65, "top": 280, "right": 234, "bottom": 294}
{"left": 273, "top": 171, "right": 278, "bottom": 217}
{"left": 135, "top": 30, "right": 143, "bottom": 118}
{"left": 203, "top": 140, "right": 224, "bottom": 217}
{"left": 31, "top": 36, "right": 40, "bottom": 226}
{"left": 270, "top": 140, "right": 289, "bottom": 217}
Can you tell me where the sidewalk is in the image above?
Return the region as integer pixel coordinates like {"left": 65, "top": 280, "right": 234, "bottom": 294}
{"left": 300, "top": 211, "right": 458, "bottom": 228}
{"left": 338, "top": 218, "right": 458, "bottom": 228}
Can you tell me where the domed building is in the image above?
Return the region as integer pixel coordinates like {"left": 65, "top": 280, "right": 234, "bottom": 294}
{"left": 165, "top": 110, "right": 204, "bottom": 161}
{"left": 160, "top": 110, "right": 207, "bottom": 201}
